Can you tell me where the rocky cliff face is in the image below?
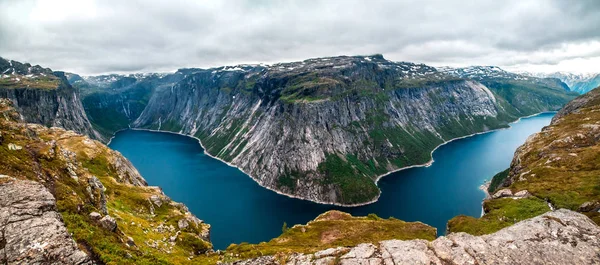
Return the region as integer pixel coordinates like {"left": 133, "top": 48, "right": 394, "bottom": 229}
{"left": 0, "top": 98, "right": 212, "bottom": 264}
{"left": 0, "top": 177, "right": 93, "bottom": 265}
{"left": 233, "top": 209, "right": 600, "bottom": 265}
{"left": 133, "top": 55, "right": 576, "bottom": 205}
{"left": 0, "top": 57, "right": 103, "bottom": 141}
{"left": 439, "top": 65, "right": 578, "bottom": 115}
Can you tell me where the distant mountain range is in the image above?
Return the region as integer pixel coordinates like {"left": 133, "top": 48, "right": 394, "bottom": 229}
{"left": 517, "top": 71, "right": 600, "bottom": 94}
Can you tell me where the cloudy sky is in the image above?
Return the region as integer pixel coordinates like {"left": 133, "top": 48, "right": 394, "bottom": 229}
{"left": 1, "top": 0, "right": 599, "bottom": 75}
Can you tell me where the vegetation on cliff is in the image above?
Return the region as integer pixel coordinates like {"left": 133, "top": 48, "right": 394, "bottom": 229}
{"left": 448, "top": 86, "right": 600, "bottom": 235}
{"left": 225, "top": 210, "right": 436, "bottom": 262}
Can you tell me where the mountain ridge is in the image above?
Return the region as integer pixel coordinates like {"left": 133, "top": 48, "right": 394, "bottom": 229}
{"left": 125, "top": 55, "right": 577, "bottom": 205}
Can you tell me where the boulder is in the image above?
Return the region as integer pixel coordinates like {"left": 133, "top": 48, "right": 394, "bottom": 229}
{"left": 7, "top": 143, "right": 22, "bottom": 151}
{"left": 0, "top": 178, "right": 92, "bottom": 264}
{"left": 178, "top": 219, "right": 189, "bottom": 230}
{"left": 578, "top": 201, "right": 600, "bottom": 212}
{"left": 87, "top": 176, "right": 108, "bottom": 215}
{"left": 491, "top": 188, "right": 513, "bottom": 199}
{"left": 513, "top": 190, "right": 532, "bottom": 198}
{"left": 99, "top": 215, "right": 117, "bottom": 232}
{"left": 89, "top": 211, "right": 102, "bottom": 220}
{"left": 150, "top": 194, "right": 163, "bottom": 207}
{"left": 126, "top": 236, "right": 136, "bottom": 247}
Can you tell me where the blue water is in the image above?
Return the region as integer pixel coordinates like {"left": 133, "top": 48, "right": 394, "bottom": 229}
{"left": 108, "top": 113, "right": 555, "bottom": 249}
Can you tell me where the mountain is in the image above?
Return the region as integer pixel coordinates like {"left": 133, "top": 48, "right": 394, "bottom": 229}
{"left": 0, "top": 57, "right": 103, "bottom": 141}
{"left": 0, "top": 98, "right": 212, "bottom": 264}
{"left": 518, "top": 71, "right": 600, "bottom": 94}
{"left": 129, "top": 55, "right": 576, "bottom": 205}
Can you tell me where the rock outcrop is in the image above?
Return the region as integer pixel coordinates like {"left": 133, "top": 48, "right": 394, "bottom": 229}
{"left": 232, "top": 209, "right": 600, "bottom": 265}
{"left": 132, "top": 55, "right": 575, "bottom": 205}
{"left": 0, "top": 176, "right": 92, "bottom": 265}
{"left": 0, "top": 57, "right": 104, "bottom": 141}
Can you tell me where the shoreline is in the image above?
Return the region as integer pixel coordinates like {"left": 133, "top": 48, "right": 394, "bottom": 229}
{"left": 110, "top": 111, "right": 556, "bottom": 208}
{"left": 479, "top": 180, "right": 492, "bottom": 217}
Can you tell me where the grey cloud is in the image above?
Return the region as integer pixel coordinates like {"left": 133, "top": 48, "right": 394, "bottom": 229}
{"left": 0, "top": 0, "right": 599, "bottom": 74}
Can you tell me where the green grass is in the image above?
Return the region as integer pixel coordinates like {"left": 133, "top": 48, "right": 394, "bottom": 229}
{"left": 0, "top": 75, "right": 60, "bottom": 90}
{"left": 226, "top": 210, "right": 436, "bottom": 260}
{"left": 317, "top": 154, "right": 380, "bottom": 204}
{"left": 447, "top": 197, "right": 550, "bottom": 235}
{"left": 488, "top": 169, "right": 509, "bottom": 193}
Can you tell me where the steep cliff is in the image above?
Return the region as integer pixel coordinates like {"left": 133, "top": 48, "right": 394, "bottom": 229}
{"left": 0, "top": 99, "right": 212, "bottom": 264}
{"left": 448, "top": 86, "right": 600, "bottom": 235}
{"left": 0, "top": 57, "right": 103, "bottom": 141}
{"left": 133, "top": 55, "right": 576, "bottom": 205}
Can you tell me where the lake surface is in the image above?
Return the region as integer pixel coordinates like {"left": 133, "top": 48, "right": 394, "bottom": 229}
{"left": 108, "top": 113, "right": 554, "bottom": 249}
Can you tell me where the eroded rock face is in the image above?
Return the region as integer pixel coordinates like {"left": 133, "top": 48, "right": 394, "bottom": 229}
{"left": 233, "top": 209, "right": 600, "bottom": 265}
{"left": 0, "top": 63, "right": 104, "bottom": 142}
{"left": 133, "top": 56, "right": 520, "bottom": 205}
{"left": 132, "top": 55, "right": 576, "bottom": 206}
{"left": 0, "top": 177, "right": 92, "bottom": 265}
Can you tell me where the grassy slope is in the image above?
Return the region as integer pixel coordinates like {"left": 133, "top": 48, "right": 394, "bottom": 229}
{"left": 225, "top": 210, "right": 436, "bottom": 262}
{"left": 448, "top": 87, "right": 600, "bottom": 235}
{"left": 0, "top": 74, "right": 60, "bottom": 90}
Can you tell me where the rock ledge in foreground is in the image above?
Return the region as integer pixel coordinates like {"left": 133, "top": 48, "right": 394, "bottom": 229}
{"left": 232, "top": 209, "right": 600, "bottom": 265}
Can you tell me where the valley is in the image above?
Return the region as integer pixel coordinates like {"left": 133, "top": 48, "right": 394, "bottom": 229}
{"left": 2, "top": 1, "right": 600, "bottom": 263}
{"left": 0, "top": 55, "right": 597, "bottom": 264}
